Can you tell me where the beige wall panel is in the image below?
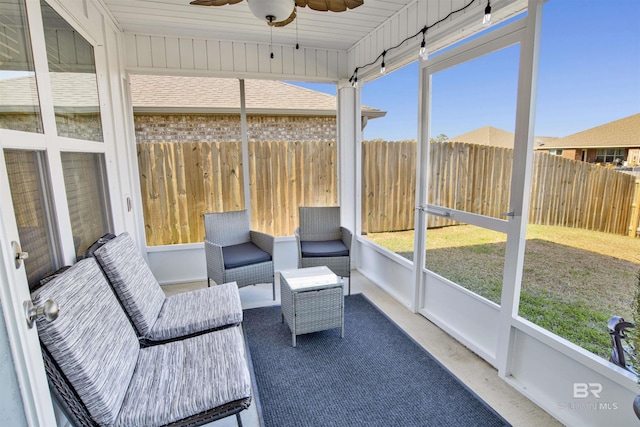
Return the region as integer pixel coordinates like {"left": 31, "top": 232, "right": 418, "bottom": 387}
{"left": 232, "top": 42, "right": 246, "bottom": 72}
{"left": 124, "top": 33, "right": 138, "bottom": 66}
{"left": 179, "top": 38, "right": 195, "bottom": 69}
{"left": 136, "top": 35, "right": 153, "bottom": 67}
{"left": 245, "top": 44, "right": 259, "bottom": 73}
{"left": 206, "top": 40, "right": 222, "bottom": 70}
{"left": 258, "top": 44, "right": 271, "bottom": 73}
{"left": 220, "top": 41, "right": 234, "bottom": 71}
{"left": 150, "top": 36, "right": 167, "bottom": 68}
{"left": 164, "top": 37, "right": 181, "bottom": 68}
{"left": 293, "top": 46, "right": 305, "bottom": 75}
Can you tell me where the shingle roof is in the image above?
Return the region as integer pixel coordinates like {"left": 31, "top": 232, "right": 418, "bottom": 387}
{"left": 534, "top": 113, "right": 640, "bottom": 149}
{"left": 445, "top": 116, "right": 640, "bottom": 151}
{"left": 129, "top": 74, "right": 385, "bottom": 118}
{"left": 445, "top": 126, "right": 515, "bottom": 148}
{"left": 0, "top": 73, "right": 100, "bottom": 112}
{"left": 0, "top": 73, "right": 385, "bottom": 118}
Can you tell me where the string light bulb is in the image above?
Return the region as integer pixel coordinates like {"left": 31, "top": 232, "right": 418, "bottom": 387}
{"left": 269, "top": 15, "right": 275, "bottom": 59}
{"left": 419, "top": 28, "right": 427, "bottom": 60}
{"left": 483, "top": 0, "right": 492, "bottom": 26}
{"left": 380, "top": 51, "right": 386, "bottom": 75}
{"left": 350, "top": 70, "right": 359, "bottom": 88}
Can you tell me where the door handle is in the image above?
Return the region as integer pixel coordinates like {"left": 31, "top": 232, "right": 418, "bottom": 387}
{"left": 11, "top": 241, "right": 29, "bottom": 269}
{"left": 24, "top": 299, "right": 59, "bottom": 329}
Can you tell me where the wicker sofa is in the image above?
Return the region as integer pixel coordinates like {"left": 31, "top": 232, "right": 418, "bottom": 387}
{"left": 33, "top": 258, "right": 251, "bottom": 427}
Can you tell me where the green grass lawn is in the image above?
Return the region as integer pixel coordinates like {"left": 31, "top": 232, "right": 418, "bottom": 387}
{"left": 365, "top": 225, "right": 640, "bottom": 359}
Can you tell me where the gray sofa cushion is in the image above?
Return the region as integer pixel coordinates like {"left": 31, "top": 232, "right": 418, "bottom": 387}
{"left": 222, "top": 241, "right": 271, "bottom": 269}
{"left": 116, "top": 327, "right": 251, "bottom": 427}
{"left": 148, "top": 281, "right": 243, "bottom": 342}
{"left": 32, "top": 258, "right": 139, "bottom": 426}
{"left": 94, "top": 232, "right": 166, "bottom": 337}
{"left": 301, "top": 240, "right": 350, "bottom": 257}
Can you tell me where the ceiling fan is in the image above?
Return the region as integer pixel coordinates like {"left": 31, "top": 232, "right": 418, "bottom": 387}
{"left": 190, "top": 0, "right": 364, "bottom": 27}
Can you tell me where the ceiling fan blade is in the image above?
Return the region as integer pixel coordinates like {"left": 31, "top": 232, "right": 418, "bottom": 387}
{"left": 343, "top": 0, "right": 364, "bottom": 9}
{"left": 268, "top": 7, "right": 296, "bottom": 27}
{"left": 297, "top": 0, "right": 363, "bottom": 12}
{"left": 189, "top": 0, "right": 243, "bottom": 6}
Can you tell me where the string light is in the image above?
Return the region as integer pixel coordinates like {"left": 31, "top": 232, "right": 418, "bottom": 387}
{"left": 349, "top": 69, "right": 359, "bottom": 88}
{"left": 419, "top": 27, "right": 427, "bottom": 60}
{"left": 483, "top": 0, "right": 492, "bottom": 26}
{"left": 348, "top": 0, "right": 483, "bottom": 83}
{"left": 269, "top": 15, "right": 275, "bottom": 59}
{"left": 295, "top": 7, "right": 300, "bottom": 50}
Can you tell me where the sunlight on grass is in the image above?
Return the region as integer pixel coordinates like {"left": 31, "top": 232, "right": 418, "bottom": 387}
{"left": 365, "top": 224, "right": 640, "bottom": 358}
{"left": 362, "top": 230, "right": 415, "bottom": 255}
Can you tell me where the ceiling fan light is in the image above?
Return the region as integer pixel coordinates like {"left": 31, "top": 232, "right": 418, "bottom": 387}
{"left": 247, "top": 0, "right": 294, "bottom": 24}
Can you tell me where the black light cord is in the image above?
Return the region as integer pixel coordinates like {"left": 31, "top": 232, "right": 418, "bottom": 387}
{"left": 349, "top": 0, "right": 481, "bottom": 85}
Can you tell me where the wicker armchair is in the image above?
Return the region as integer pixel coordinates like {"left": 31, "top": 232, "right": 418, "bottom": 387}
{"left": 295, "top": 206, "right": 352, "bottom": 294}
{"left": 204, "top": 209, "right": 275, "bottom": 299}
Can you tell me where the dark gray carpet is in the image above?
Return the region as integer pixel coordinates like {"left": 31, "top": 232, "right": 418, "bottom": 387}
{"left": 242, "top": 294, "right": 511, "bottom": 427}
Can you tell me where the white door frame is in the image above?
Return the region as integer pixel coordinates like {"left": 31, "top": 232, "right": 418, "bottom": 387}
{"left": 0, "top": 144, "right": 56, "bottom": 426}
{"left": 413, "top": 1, "right": 542, "bottom": 374}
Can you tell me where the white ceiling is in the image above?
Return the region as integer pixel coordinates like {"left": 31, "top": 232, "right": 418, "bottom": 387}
{"left": 102, "top": 0, "right": 413, "bottom": 51}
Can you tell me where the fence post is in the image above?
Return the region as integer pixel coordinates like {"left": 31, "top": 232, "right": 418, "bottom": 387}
{"left": 629, "top": 178, "right": 640, "bottom": 238}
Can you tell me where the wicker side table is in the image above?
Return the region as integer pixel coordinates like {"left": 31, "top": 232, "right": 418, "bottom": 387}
{"left": 280, "top": 266, "right": 344, "bottom": 347}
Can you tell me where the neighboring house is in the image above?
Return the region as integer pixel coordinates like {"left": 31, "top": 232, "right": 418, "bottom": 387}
{"left": 445, "top": 113, "right": 640, "bottom": 166}
{"left": 445, "top": 125, "right": 517, "bottom": 148}
{"left": 534, "top": 113, "right": 640, "bottom": 165}
{"left": 0, "top": 73, "right": 103, "bottom": 140}
{"left": 129, "top": 75, "right": 385, "bottom": 143}
{"left": 0, "top": 74, "right": 385, "bottom": 143}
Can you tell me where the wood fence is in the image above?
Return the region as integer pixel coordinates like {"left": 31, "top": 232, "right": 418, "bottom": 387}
{"left": 530, "top": 152, "right": 640, "bottom": 236}
{"left": 362, "top": 140, "right": 640, "bottom": 236}
{"left": 248, "top": 140, "right": 337, "bottom": 236}
{"left": 138, "top": 140, "right": 640, "bottom": 245}
{"left": 362, "top": 140, "right": 417, "bottom": 233}
{"left": 138, "top": 141, "right": 244, "bottom": 246}
{"left": 137, "top": 140, "right": 336, "bottom": 245}
{"left": 427, "top": 141, "right": 513, "bottom": 228}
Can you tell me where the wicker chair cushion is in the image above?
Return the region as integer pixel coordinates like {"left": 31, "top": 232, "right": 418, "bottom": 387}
{"left": 32, "top": 258, "right": 140, "bottom": 426}
{"left": 222, "top": 242, "right": 272, "bottom": 269}
{"left": 300, "top": 240, "right": 349, "bottom": 257}
{"left": 147, "top": 282, "right": 243, "bottom": 342}
{"left": 116, "top": 327, "right": 251, "bottom": 427}
{"left": 94, "top": 232, "right": 166, "bottom": 337}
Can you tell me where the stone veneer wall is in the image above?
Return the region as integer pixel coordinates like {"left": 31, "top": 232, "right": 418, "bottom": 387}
{"left": 133, "top": 114, "right": 337, "bottom": 143}
{"left": 0, "top": 112, "right": 103, "bottom": 141}
{"left": 0, "top": 113, "right": 43, "bottom": 133}
{"left": 0, "top": 113, "right": 337, "bottom": 143}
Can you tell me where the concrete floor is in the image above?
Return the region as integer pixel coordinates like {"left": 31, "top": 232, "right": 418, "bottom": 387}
{"left": 162, "top": 271, "right": 562, "bottom": 427}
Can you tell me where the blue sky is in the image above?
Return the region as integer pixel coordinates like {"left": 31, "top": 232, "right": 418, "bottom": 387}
{"left": 289, "top": 0, "right": 640, "bottom": 141}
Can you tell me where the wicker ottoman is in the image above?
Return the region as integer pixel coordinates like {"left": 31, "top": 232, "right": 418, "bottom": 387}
{"left": 280, "top": 266, "right": 345, "bottom": 347}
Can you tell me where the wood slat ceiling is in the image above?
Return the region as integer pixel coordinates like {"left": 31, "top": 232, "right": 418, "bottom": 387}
{"left": 102, "top": 0, "right": 412, "bottom": 51}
